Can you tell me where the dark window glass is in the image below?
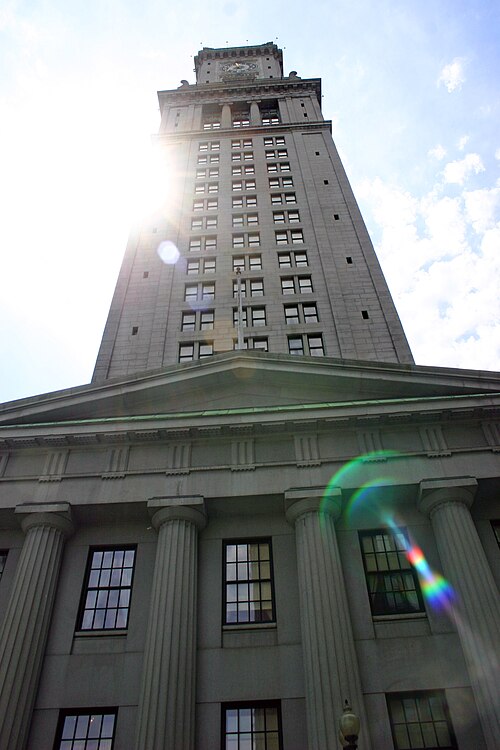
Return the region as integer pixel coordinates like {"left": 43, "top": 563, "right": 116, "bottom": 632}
{"left": 78, "top": 548, "right": 136, "bottom": 631}
{"left": 360, "top": 530, "right": 425, "bottom": 616}
{"left": 54, "top": 710, "right": 117, "bottom": 749}
{"left": 0, "top": 551, "right": 7, "bottom": 581}
{"left": 387, "top": 692, "right": 457, "bottom": 749}
{"left": 223, "top": 703, "right": 282, "bottom": 750}
{"left": 224, "top": 540, "right": 275, "bottom": 624}
{"left": 492, "top": 520, "right": 500, "bottom": 548}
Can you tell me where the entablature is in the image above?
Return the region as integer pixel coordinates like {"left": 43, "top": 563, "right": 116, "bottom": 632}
{"left": 157, "top": 77, "right": 322, "bottom": 108}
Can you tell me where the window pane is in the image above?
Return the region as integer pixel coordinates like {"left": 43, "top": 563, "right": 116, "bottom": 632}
{"left": 223, "top": 705, "right": 281, "bottom": 750}
{"left": 224, "top": 541, "right": 274, "bottom": 624}
{"left": 360, "top": 530, "right": 424, "bottom": 615}
{"left": 388, "top": 693, "right": 455, "bottom": 750}
{"left": 79, "top": 548, "right": 135, "bottom": 631}
{"left": 56, "top": 712, "right": 116, "bottom": 749}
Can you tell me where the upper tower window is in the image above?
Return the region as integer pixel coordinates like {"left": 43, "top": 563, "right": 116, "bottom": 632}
{"left": 261, "top": 100, "right": 280, "bottom": 125}
{"left": 202, "top": 106, "right": 222, "bottom": 130}
{"left": 233, "top": 106, "right": 251, "bottom": 128}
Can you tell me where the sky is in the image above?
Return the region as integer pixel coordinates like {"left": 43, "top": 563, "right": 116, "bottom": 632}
{"left": 1, "top": 0, "right": 499, "bottom": 403}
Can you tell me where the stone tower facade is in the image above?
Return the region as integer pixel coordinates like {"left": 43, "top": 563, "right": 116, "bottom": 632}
{"left": 92, "top": 42, "right": 413, "bottom": 383}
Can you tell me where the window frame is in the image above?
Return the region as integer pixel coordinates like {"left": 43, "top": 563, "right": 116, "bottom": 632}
{"left": 359, "top": 529, "right": 425, "bottom": 617}
{"left": 288, "top": 336, "right": 304, "bottom": 355}
{"left": 179, "top": 343, "right": 195, "bottom": 362}
{"left": 222, "top": 701, "right": 283, "bottom": 750}
{"left": 222, "top": 538, "right": 276, "bottom": 626}
{"left": 200, "top": 310, "right": 215, "bottom": 330}
{"left": 386, "top": 691, "right": 457, "bottom": 750}
{"left": 76, "top": 547, "right": 136, "bottom": 632}
{"left": 54, "top": 708, "right": 118, "bottom": 750}
{"left": 181, "top": 312, "right": 196, "bottom": 331}
{"left": 307, "top": 334, "right": 325, "bottom": 357}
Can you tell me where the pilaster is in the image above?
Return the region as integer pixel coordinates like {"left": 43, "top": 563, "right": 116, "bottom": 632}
{"left": 418, "top": 477, "right": 500, "bottom": 750}
{"left": 0, "top": 502, "right": 74, "bottom": 750}
{"left": 134, "top": 496, "right": 207, "bottom": 750}
{"left": 285, "top": 487, "right": 371, "bottom": 750}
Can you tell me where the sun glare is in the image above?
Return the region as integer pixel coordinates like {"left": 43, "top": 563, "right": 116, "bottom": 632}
{"left": 128, "top": 146, "right": 174, "bottom": 224}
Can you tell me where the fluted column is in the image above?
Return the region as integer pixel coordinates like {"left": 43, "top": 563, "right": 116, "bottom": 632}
{"left": 135, "top": 496, "right": 207, "bottom": 750}
{"left": 418, "top": 478, "right": 500, "bottom": 750}
{"left": 285, "top": 488, "right": 371, "bottom": 750}
{"left": 0, "top": 502, "right": 74, "bottom": 750}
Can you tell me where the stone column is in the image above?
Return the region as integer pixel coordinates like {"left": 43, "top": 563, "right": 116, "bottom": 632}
{"left": 0, "top": 502, "right": 74, "bottom": 750}
{"left": 221, "top": 103, "right": 232, "bottom": 129}
{"left": 135, "top": 496, "right": 206, "bottom": 750}
{"left": 285, "top": 488, "right": 371, "bottom": 750}
{"left": 418, "top": 478, "right": 500, "bottom": 750}
{"left": 250, "top": 101, "right": 261, "bottom": 126}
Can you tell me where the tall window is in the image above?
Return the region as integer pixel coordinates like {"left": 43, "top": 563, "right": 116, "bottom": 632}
{"left": 223, "top": 703, "right": 282, "bottom": 750}
{"left": 387, "top": 692, "right": 457, "bottom": 749}
{"left": 54, "top": 710, "right": 117, "bottom": 749}
{"left": 78, "top": 548, "right": 136, "bottom": 631}
{"left": 360, "top": 530, "right": 424, "bottom": 616}
{"left": 223, "top": 540, "right": 275, "bottom": 624}
{"left": 0, "top": 551, "right": 7, "bottom": 581}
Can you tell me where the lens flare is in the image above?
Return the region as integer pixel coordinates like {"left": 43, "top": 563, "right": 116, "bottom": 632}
{"left": 321, "top": 452, "right": 455, "bottom": 612}
{"left": 321, "top": 450, "right": 400, "bottom": 522}
{"left": 157, "top": 241, "right": 180, "bottom": 264}
{"left": 384, "top": 515, "right": 455, "bottom": 611}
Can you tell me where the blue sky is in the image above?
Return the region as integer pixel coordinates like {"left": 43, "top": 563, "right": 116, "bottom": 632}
{"left": 1, "top": 0, "right": 499, "bottom": 402}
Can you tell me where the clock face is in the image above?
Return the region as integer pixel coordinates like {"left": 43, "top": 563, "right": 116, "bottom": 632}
{"left": 220, "top": 61, "right": 259, "bottom": 76}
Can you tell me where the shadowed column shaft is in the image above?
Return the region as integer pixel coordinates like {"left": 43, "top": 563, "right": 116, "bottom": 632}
{"left": 0, "top": 507, "right": 72, "bottom": 750}
{"left": 286, "top": 491, "right": 371, "bottom": 750}
{"left": 135, "top": 500, "right": 205, "bottom": 750}
{"left": 420, "top": 483, "right": 500, "bottom": 750}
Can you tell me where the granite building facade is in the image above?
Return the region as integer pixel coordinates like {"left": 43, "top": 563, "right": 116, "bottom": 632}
{"left": 0, "top": 43, "right": 499, "bottom": 750}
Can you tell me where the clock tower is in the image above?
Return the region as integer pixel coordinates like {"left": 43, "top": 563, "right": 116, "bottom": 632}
{"left": 194, "top": 42, "right": 283, "bottom": 83}
{"left": 92, "top": 42, "right": 413, "bottom": 382}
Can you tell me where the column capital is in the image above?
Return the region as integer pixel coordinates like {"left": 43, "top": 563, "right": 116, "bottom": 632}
{"left": 418, "top": 477, "right": 477, "bottom": 518}
{"left": 285, "top": 486, "right": 342, "bottom": 525}
{"left": 15, "top": 502, "right": 74, "bottom": 537}
{"left": 148, "top": 495, "right": 207, "bottom": 531}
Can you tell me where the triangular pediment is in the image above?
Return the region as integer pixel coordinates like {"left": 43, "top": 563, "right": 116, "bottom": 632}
{"left": 1, "top": 353, "right": 499, "bottom": 428}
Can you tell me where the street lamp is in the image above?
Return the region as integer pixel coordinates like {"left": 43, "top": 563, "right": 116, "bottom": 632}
{"left": 339, "top": 699, "right": 360, "bottom": 749}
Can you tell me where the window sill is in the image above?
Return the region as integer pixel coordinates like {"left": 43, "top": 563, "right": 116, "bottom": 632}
{"left": 223, "top": 622, "right": 276, "bottom": 632}
{"left": 372, "top": 612, "right": 427, "bottom": 622}
{"left": 74, "top": 629, "right": 128, "bottom": 638}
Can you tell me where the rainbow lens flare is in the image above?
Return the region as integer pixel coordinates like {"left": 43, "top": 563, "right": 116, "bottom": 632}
{"left": 320, "top": 453, "right": 455, "bottom": 612}
{"left": 384, "top": 515, "right": 455, "bottom": 611}
{"left": 321, "top": 451, "right": 400, "bottom": 524}
{"left": 405, "top": 543, "right": 454, "bottom": 609}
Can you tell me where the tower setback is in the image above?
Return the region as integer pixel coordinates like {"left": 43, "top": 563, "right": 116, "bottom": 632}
{"left": 93, "top": 42, "right": 412, "bottom": 383}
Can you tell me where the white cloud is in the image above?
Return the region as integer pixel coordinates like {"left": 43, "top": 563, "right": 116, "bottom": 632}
{"left": 428, "top": 144, "right": 446, "bottom": 160}
{"left": 356, "top": 174, "right": 500, "bottom": 371}
{"left": 457, "top": 135, "right": 469, "bottom": 151}
{"left": 442, "top": 153, "right": 485, "bottom": 185}
{"left": 495, "top": 148, "right": 500, "bottom": 161}
{"left": 463, "top": 185, "right": 500, "bottom": 233}
{"left": 438, "top": 57, "right": 466, "bottom": 92}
